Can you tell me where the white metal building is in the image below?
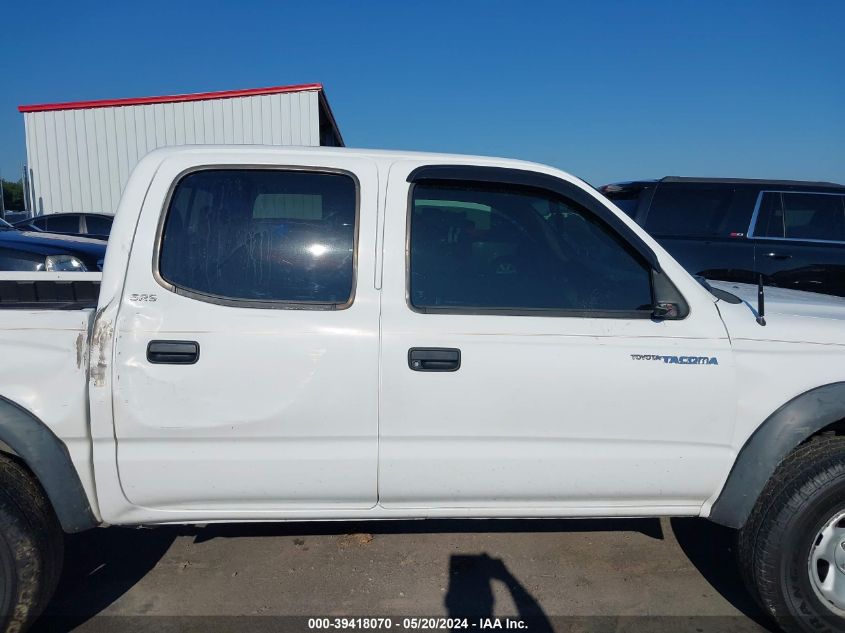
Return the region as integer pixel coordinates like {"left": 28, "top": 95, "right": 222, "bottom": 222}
{"left": 18, "top": 83, "right": 344, "bottom": 215}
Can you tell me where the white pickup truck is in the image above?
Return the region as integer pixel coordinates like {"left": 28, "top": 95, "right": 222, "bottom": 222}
{"left": 2, "top": 146, "right": 845, "bottom": 633}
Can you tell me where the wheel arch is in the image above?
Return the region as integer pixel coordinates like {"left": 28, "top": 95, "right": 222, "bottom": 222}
{"left": 0, "top": 395, "right": 98, "bottom": 533}
{"left": 709, "top": 381, "right": 845, "bottom": 529}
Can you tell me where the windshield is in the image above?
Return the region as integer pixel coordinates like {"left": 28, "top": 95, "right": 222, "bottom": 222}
{"left": 0, "top": 219, "right": 13, "bottom": 230}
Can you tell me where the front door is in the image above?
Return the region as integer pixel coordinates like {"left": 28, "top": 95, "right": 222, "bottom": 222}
{"left": 379, "top": 164, "right": 737, "bottom": 513}
{"left": 112, "top": 155, "right": 380, "bottom": 511}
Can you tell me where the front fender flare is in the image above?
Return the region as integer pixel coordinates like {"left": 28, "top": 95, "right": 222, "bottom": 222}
{"left": 0, "top": 395, "right": 98, "bottom": 533}
{"left": 709, "top": 382, "right": 845, "bottom": 529}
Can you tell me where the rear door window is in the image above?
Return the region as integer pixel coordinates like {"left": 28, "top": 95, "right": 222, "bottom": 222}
{"left": 753, "top": 192, "right": 845, "bottom": 242}
{"left": 158, "top": 169, "right": 358, "bottom": 306}
{"left": 645, "top": 184, "right": 755, "bottom": 238}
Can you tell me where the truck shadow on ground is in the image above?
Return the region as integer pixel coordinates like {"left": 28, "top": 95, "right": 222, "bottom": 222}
{"left": 34, "top": 517, "right": 773, "bottom": 632}
{"left": 670, "top": 517, "right": 774, "bottom": 630}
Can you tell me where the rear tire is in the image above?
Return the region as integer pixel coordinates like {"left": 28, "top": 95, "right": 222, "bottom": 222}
{"left": 738, "top": 436, "right": 845, "bottom": 633}
{"left": 0, "top": 453, "right": 63, "bottom": 632}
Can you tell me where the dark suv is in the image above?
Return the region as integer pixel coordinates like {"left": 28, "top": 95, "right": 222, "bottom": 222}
{"left": 599, "top": 177, "right": 845, "bottom": 297}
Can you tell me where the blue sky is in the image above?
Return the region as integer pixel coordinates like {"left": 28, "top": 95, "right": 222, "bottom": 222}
{"left": 1, "top": 0, "right": 842, "bottom": 187}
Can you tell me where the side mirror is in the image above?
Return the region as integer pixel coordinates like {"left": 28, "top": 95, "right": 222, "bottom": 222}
{"left": 652, "top": 302, "right": 681, "bottom": 320}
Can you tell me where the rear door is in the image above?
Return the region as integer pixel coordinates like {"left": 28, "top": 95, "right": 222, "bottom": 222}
{"left": 112, "top": 153, "right": 381, "bottom": 511}
{"left": 643, "top": 182, "right": 757, "bottom": 284}
{"left": 750, "top": 190, "right": 845, "bottom": 296}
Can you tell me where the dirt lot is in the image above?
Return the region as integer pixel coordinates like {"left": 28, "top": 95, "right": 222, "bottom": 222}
{"left": 33, "top": 517, "right": 775, "bottom": 632}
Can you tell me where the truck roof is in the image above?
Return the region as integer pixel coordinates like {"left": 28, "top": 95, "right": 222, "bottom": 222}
{"left": 141, "top": 144, "right": 566, "bottom": 175}
{"left": 606, "top": 176, "right": 845, "bottom": 189}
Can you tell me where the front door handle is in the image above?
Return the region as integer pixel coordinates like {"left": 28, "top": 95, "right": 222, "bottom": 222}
{"left": 408, "top": 348, "right": 461, "bottom": 372}
{"left": 147, "top": 340, "right": 200, "bottom": 365}
{"left": 763, "top": 252, "right": 792, "bottom": 260}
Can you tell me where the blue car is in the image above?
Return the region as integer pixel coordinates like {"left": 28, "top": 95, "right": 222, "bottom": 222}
{"left": 0, "top": 218, "right": 105, "bottom": 272}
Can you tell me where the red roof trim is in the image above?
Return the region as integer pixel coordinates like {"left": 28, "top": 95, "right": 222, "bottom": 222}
{"left": 18, "top": 83, "right": 324, "bottom": 113}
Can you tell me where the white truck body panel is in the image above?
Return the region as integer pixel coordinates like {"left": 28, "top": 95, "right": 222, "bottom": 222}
{"left": 3, "top": 146, "right": 845, "bottom": 528}
{"left": 378, "top": 160, "right": 737, "bottom": 510}
{"left": 112, "top": 152, "right": 381, "bottom": 510}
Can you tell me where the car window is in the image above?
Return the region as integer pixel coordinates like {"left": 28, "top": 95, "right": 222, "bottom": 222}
{"left": 84, "top": 215, "right": 113, "bottom": 235}
{"left": 0, "top": 248, "right": 44, "bottom": 271}
{"left": 159, "top": 169, "right": 357, "bottom": 306}
{"left": 43, "top": 215, "right": 81, "bottom": 233}
{"left": 754, "top": 192, "right": 845, "bottom": 242}
{"left": 645, "top": 183, "right": 755, "bottom": 238}
{"left": 409, "top": 182, "right": 653, "bottom": 314}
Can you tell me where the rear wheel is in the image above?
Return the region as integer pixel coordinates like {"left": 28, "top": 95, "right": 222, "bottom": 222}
{"left": 739, "top": 436, "right": 845, "bottom": 633}
{"left": 0, "top": 453, "right": 63, "bottom": 632}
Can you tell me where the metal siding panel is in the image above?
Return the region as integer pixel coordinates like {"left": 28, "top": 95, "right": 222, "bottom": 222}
{"left": 29, "top": 114, "right": 50, "bottom": 214}
{"left": 231, "top": 97, "right": 244, "bottom": 143}
{"left": 44, "top": 112, "right": 62, "bottom": 212}
{"left": 83, "top": 109, "right": 103, "bottom": 214}
{"left": 201, "top": 101, "right": 215, "bottom": 144}
{"left": 93, "top": 108, "right": 112, "bottom": 213}
{"left": 173, "top": 102, "right": 186, "bottom": 145}
{"left": 250, "top": 97, "right": 261, "bottom": 143}
{"left": 269, "top": 94, "right": 281, "bottom": 145}
{"left": 153, "top": 104, "right": 165, "bottom": 147}
{"left": 53, "top": 111, "right": 72, "bottom": 211}
{"left": 212, "top": 100, "right": 224, "bottom": 143}
{"left": 280, "top": 93, "right": 292, "bottom": 145}
{"left": 222, "top": 98, "right": 234, "bottom": 144}
{"left": 288, "top": 93, "right": 301, "bottom": 144}
{"left": 306, "top": 91, "right": 319, "bottom": 146}
{"left": 144, "top": 106, "right": 156, "bottom": 153}
{"left": 300, "top": 92, "right": 312, "bottom": 145}
{"left": 74, "top": 110, "right": 93, "bottom": 212}
{"left": 63, "top": 111, "right": 82, "bottom": 212}
{"left": 124, "top": 107, "right": 139, "bottom": 169}
{"left": 112, "top": 107, "right": 129, "bottom": 196}
{"left": 260, "top": 95, "right": 272, "bottom": 144}
{"left": 163, "top": 103, "right": 175, "bottom": 146}
{"left": 240, "top": 96, "right": 252, "bottom": 143}
{"left": 183, "top": 101, "right": 196, "bottom": 144}
{"left": 104, "top": 108, "right": 121, "bottom": 211}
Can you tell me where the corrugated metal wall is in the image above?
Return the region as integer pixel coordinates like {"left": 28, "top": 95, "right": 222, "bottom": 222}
{"left": 24, "top": 90, "right": 323, "bottom": 215}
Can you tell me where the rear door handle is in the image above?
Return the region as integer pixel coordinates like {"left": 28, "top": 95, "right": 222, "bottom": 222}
{"left": 763, "top": 252, "right": 792, "bottom": 260}
{"left": 408, "top": 348, "right": 461, "bottom": 372}
{"left": 147, "top": 340, "right": 200, "bottom": 365}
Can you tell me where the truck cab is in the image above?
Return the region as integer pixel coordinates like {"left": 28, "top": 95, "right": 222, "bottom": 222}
{"left": 1, "top": 147, "right": 845, "bottom": 632}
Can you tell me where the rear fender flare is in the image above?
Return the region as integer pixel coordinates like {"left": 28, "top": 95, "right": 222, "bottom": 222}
{"left": 0, "top": 395, "right": 98, "bottom": 533}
